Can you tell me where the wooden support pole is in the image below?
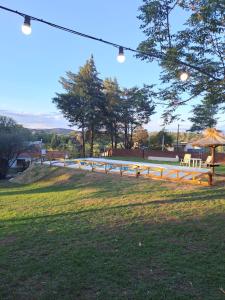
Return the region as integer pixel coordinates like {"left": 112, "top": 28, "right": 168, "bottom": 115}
{"left": 136, "top": 167, "right": 140, "bottom": 178}
{"left": 211, "top": 146, "right": 216, "bottom": 175}
{"left": 209, "top": 172, "right": 213, "bottom": 185}
{"left": 120, "top": 165, "right": 123, "bottom": 176}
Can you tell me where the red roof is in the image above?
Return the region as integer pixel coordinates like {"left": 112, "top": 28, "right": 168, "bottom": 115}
{"left": 17, "top": 151, "right": 41, "bottom": 159}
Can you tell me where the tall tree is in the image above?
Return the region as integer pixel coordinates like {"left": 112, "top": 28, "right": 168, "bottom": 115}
{"left": 103, "top": 78, "right": 121, "bottom": 149}
{"left": 133, "top": 126, "right": 149, "bottom": 148}
{"left": 120, "top": 85, "right": 155, "bottom": 149}
{"left": 150, "top": 130, "right": 174, "bottom": 150}
{"left": 50, "top": 133, "right": 60, "bottom": 149}
{"left": 189, "top": 98, "right": 219, "bottom": 132}
{"left": 137, "top": 0, "right": 225, "bottom": 123}
{"left": 53, "top": 56, "right": 105, "bottom": 157}
{"left": 0, "top": 116, "right": 30, "bottom": 179}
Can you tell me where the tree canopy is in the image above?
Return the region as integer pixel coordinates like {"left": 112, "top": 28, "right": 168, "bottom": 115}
{"left": 150, "top": 130, "right": 174, "bottom": 150}
{"left": 103, "top": 78, "right": 121, "bottom": 148}
{"left": 120, "top": 86, "right": 155, "bottom": 149}
{"left": 188, "top": 97, "right": 219, "bottom": 132}
{"left": 137, "top": 0, "right": 225, "bottom": 126}
{"left": 53, "top": 56, "right": 105, "bottom": 156}
{"left": 133, "top": 126, "right": 149, "bottom": 148}
{"left": 53, "top": 56, "right": 155, "bottom": 154}
{"left": 0, "top": 116, "right": 30, "bottom": 179}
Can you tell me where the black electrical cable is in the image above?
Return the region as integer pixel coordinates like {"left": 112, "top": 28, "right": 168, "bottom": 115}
{"left": 0, "top": 4, "right": 222, "bottom": 82}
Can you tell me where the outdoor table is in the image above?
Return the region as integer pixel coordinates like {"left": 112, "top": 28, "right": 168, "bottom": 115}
{"left": 208, "top": 163, "right": 220, "bottom": 168}
{"left": 190, "top": 158, "right": 202, "bottom": 168}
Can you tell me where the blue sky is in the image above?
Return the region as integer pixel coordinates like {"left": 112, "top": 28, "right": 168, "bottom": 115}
{"left": 0, "top": 0, "right": 223, "bottom": 132}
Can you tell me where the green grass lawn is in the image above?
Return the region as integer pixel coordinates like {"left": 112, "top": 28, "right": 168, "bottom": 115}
{"left": 1, "top": 165, "right": 225, "bottom": 299}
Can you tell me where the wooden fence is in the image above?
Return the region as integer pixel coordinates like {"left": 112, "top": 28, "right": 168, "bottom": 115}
{"left": 110, "top": 149, "right": 225, "bottom": 164}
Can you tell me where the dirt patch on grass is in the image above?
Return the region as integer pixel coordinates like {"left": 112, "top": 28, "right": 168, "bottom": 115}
{"left": 10, "top": 164, "right": 121, "bottom": 186}
{"left": 10, "top": 165, "right": 86, "bottom": 185}
{"left": 10, "top": 165, "right": 55, "bottom": 184}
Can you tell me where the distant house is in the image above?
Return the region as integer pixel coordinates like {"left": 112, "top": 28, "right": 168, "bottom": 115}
{"left": 11, "top": 151, "right": 41, "bottom": 170}
{"left": 10, "top": 140, "right": 44, "bottom": 170}
{"left": 170, "top": 142, "right": 203, "bottom": 152}
{"left": 29, "top": 140, "right": 42, "bottom": 146}
{"left": 183, "top": 142, "right": 201, "bottom": 152}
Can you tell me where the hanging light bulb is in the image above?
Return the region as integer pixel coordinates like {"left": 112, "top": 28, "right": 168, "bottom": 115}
{"left": 21, "top": 15, "right": 32, "bottom": 35}
{"left": 180, "top": 70, "right": 189, "bottom": 81}
{"left": 117, "top": 46, "right": 125, "bottom": 63}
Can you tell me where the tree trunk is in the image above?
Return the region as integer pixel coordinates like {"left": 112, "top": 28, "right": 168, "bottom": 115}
{"left": 0, "top": 158, "right": 9, "bottom": 180}
{"left": 124, "top": 124, "right": 128, "bottom": 149}
{"left": 211, "top": 146, "right": 216, "bottom": 175}
{"left": 114, "top": 124, "right": 118, "bottom": 149}
{"left": 90, "top": 126, "right": 94, "bottom": 157}
{"left": 82, "top": 126, "right": 86, "bottom": 157}
{"left": 129, "top": 125, "right": 134, "bottom": 149}
{"left": 114, "top": 129, "right": 118, "bottom": 149}
{"left": 111, "top": 132, "right": 114, "bottom": 149}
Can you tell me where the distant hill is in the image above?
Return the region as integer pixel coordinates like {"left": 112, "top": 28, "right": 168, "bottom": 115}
{"left": 31, "top": 128, "right": 75, "bottom": 135}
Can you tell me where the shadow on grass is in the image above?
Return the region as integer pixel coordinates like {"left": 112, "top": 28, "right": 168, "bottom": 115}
{"left": 0, "top": 174, "right": 168, "bottom": 197}
{"left": 1, "top": 209, "right": 225, "bottom": 300}
{"left": 1, "top": 173, "right": 224, "bottom": 208}
{"left": 1, "top": 166, "right": 225, "bottom": 299}
{"left": 2, "top": 187, "right": 225, "bottom": 225}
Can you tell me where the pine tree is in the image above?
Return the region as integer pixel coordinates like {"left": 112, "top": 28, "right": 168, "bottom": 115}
{"left": 74, "top": 55, "right": 105, "bottom": 156}
{"left": 120, "top": 86, "right": 155, "bottom": 149}
{"left": 189, "top": 98, "right": 219, "bottom": 132}
{"left": 53, "top": 55, "right": 105, "bottom": 157}
{"left": 103, "top": 78, "right": 121, "bottom": 148}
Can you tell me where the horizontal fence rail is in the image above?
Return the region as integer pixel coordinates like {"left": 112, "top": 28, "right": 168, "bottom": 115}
{"left": 44, "top": 158, "right": 213, "bottom": 186}
{"left": 110, "top": 149, "right": 225, "bottom": 164}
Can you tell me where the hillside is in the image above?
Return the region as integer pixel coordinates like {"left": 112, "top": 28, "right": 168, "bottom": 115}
{"left": 1, "top": 165, "right": 225, "bottom": 299}
{"left": 31, "top": 128, "right": 75, "bottom": 135}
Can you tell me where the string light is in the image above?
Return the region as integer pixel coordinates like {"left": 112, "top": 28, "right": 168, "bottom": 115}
{"left": 21, "top": 15, "right": 31, "bottom": 35}
{"left": 0, "top": 4, "right": 221, "bottom": 82}
{"left": 180, "top": 71, "right": 189, "bottom": 81}
{"left": 117, "top": 47, "right": 125, "bottom": 63}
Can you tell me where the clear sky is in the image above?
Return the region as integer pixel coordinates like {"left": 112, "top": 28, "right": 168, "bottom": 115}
{"left": 0, "top": 0, "right": 224, "bottom": 132}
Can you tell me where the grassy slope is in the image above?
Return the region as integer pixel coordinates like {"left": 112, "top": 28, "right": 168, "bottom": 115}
{"left": 0, "top": 165, "right": 225, "bottom": 299}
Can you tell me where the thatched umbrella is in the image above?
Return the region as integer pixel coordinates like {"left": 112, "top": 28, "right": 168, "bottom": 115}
{"left": 192, "top": 128, "right": 225, "bottom": 174}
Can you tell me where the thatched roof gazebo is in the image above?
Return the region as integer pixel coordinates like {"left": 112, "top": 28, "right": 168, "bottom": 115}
{"left": 192, "top": 128, "right": 225, "bottom": 174}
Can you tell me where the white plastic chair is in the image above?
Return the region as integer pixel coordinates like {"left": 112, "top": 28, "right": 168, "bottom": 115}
{"left": 202, "top": 156, "right": 212, "bottom": 168}
{"left": 180, "top": 154, "right": 191, "bottom": 167}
